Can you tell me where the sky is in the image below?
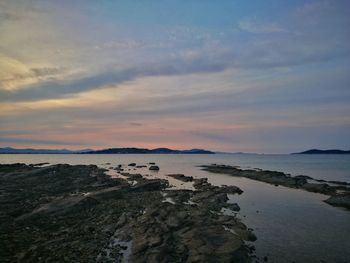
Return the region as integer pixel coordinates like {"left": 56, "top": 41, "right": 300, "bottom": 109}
{"left": 0, "top": 0, "right": 349, "bottom": 153}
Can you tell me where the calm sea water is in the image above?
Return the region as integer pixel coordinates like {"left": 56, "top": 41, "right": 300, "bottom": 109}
{"left": 1, "top": 154, "right": 350, "bottom": 262}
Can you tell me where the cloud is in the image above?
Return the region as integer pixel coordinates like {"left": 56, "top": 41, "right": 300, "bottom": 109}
{"left": 0, "top": 11, "right": 19, "bottom": 23}
{"left": 0, "top": 51, "right": 228, "bottom": 102}
{"left": 238, "top": 17, "right": 287, "bottom": 33}
{"left": 0, "top": 137, "right": 87, "bottom": 146}
{"left": 0, "top": 54, "right": 67, "bottom": 91}
{"left": 1, "top": 0, "right": 349, "bottom": 104}
{"left": 30, "top": 67, "right": 64, "bottom": 77}
{"left": 1, "top": 39, "right": 348, "bottom": 103}
{"left": 129, "top": 122, "right": 143, "bottom": 126}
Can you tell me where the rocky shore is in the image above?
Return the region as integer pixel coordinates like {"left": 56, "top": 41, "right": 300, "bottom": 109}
{"left": 200, "top": 164, "right": 350, "bottom": 210}
{"left": 0, "top": 163, "right": 256, "bottom": 262}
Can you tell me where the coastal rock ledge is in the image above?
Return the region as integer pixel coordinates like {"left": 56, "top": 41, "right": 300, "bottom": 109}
{"left": 200, "top": 164, "right": 350, "bottom": 210}
{"left": 0, "top": 163, "right": 255, "bottom": 263}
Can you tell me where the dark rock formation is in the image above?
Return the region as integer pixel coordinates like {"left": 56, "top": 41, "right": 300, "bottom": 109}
{"left": 324, "top": 193, "right": 350, "bottom": 209}
{"left": 0, "top": 163, "right": 254, "bottom": 262}
{"left": 293, "top": 149, "right": 350, "bottom": 154}
{"left": 200, "top": 164, "right": 350, "bottom": 210}
{"left": 167, "top": 174, "right": 194, "bottom": 182}
{"left": 149, "top": 165, "right": 160, "bottom": 171}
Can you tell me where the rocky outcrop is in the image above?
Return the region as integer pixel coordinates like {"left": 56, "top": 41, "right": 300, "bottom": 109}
{"left": 0, "top": 163, "right": 254, "bottom": 262}
{"left": 200, "top": 164, "right": 350, "bottom": 210}
{"left": 324, "top": 193, "right": 350, "bottom": 209}
{"left": 302, "top": 183, "right": 335, "bottom": 195}
{"left": 167, "top": 174, "right": 194, "bottom": 182}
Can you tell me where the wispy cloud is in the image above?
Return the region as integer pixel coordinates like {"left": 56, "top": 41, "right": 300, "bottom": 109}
{"left": 0, "top": 54, "right": 67, "bottom": 91}
{"left": 0, "top": 137, "right": 87, "bottom": 146}
{"left": 238, "top": 17, "right": 287, "bottom": 33}
{"left": 0, "top": 11, "right": 20, "bottom": 23}
{"left": 129, "top": 122, "right": 143, "bottom": 127}
{"left": 1, "top": 41, "right": 348, "bottom": 103}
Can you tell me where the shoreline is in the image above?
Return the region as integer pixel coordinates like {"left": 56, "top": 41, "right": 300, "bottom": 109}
{"left": 200, "top": 164, "right": 350, "bottom": 210}
{"left": 0, "top": 163, "right": 256, "bottom": 262}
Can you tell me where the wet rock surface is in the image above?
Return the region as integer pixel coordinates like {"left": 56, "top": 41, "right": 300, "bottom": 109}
{"left": 200, "top": 164, "right": 350, "bottom": 210}
{"left": 0, "top": 163, "right": 255, "bottom": 262}
{"left": 149, "top": 165, "right": 160, "bottom": 171}
{"left": 324, "top": 193, "right": 350, "bottom": 209}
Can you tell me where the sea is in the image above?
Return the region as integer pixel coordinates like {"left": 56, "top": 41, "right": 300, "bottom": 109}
{"left": 1, "top": 153, "right": 350, "bottom": 263}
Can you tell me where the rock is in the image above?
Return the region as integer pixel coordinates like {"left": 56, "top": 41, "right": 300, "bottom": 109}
{"left": 166, "top": 215, "right": 181, "bottom": 229}
{"left": 0, "top": 163, "right": 255, "bottom": 263}
{"left": 248, "top": 231, "right": 257, "bottom": 242}
{"left": 133, "top": 238, "right": 148, "bottom": 253}
{"left": 124, "top": 173, "right": 143, "bottom": 180}
{"left": 302, "top": 183, "right": 335, "bottom": 195}
{"left": 116, "top": 213, "right": 128, "bottom": 227}
{"left": 193, "top": 178, "right": 209, "bottom": 189}
{"left": 131, "top": 179, "right": 168, "bottom": 192}
{"left": 89, "top": 186, "right": 123, "bottom": 200}
{"left": 74, "top": 196, "right": 100, "bottom": 210}
{"left": 200, "top": 164, "right": 350, "bottom": 203}
{"left": 324, "top": 193, "right": 350, "bottom": 209}
{"left": 149, "top": 165, "right": 160, "bottom": 171}
{"left": 220, "top": 185, "right": 243, "bottom": 195}
{"left": 128, "top": 163, "right": 136, "bottom": 166}
{"left": 147, "top": 235, "right": 163, "bottom": 247}
{"left": 225, "top": 203, "right": 240, "bottom": 211}
{"left": 167, "top": 174, "right": 193, "bottom": 182}
{"left": 210, "top": 193, "right": 228, "bottom": 203}
{"left": 191, "top": 191, "right": 215, "bottom": 202}
{"left": 328, "top": 180, "right": 350, "bottom": 186}
{"left": 32, "top": 162, "right": 50, "bottom": 166}
{"left": 295, "top": 175, "right": 312, "bottom": 180}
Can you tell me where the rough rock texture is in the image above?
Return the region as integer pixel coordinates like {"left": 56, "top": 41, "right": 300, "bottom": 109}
{"left": 324, "top": 193, "right": 350, "bottom": 209}
{"left": 0, "top": 163, "right": 254, "bottom": 262}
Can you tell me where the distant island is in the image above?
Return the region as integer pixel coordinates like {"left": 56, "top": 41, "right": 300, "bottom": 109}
{"left": 0, "top": 147, "right": 214, "bottom": 154}
{"left": 0, "top": 147, "right": 92, "bottom": 154}
{"left": 84, "top": 147, "right": 214, "bottom": 154}
{"left": 293, "top": 149, "right": 350, "bottom": 154}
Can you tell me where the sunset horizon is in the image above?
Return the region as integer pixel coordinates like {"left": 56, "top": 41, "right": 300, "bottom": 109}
{"left": 1, "top": 0, "right": 349, "bottom": 153}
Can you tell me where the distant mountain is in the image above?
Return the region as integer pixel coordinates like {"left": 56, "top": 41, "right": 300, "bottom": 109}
{"left": 0, "top": 147, "right": 92, "bottom": 154}
{"left": 84, "top": 147, "right": 214, "bottom": 154}
{"left": 181, "top": 148, "right": 214, "bottom": 154}
{"left": 215, "top": 151, "right": 259, "bottom": 155}
{"left": 0, "top": 147, "right": 214, "bottom": 154}
{"left": 293, "top": 149, "right": 350, "bottom": 154}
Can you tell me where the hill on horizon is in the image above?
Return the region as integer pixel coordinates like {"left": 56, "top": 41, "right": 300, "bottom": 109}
{"left": 0, "top": 147, "right": 214, "bottom": 154}
{"left": 293, "top": 149, "right": 350, "bottom": 154}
